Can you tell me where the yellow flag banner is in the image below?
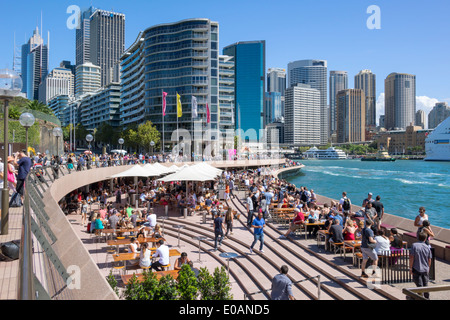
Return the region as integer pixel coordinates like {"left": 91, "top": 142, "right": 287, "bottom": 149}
{"left": 177, "top": 93, "right": 182, "bottom": 118}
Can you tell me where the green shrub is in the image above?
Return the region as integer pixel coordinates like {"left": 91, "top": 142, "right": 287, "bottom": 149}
{"left": 177, "top": 264, "right": 199, "bottom": 300}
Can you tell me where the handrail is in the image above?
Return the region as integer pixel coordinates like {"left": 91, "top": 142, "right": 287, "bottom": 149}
{"left": 403, "top": 285, "right": 450, "bottom": 300}
{"left": 243, "top": 275, "right": 321, "bottom": 300}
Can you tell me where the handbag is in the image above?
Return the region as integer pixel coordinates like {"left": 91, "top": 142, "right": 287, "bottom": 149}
{"left": 7, "top": 170, "right": 15, "bottom": 183}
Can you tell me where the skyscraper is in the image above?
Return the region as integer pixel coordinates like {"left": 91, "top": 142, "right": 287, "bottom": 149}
{"left": 75, "top": 6, "right": 95, "bottom": 66}
{"left": 218, "top": 55, "right": 235, "bottom": 135}
{"left": 336, "top": 89, "right": 366, "bottom": 143}
{"left": 355, "top": 69, "right": 376, "bottom": 128}
{"left": 428, "top": 102, "right": 450, "bottom": 129}
{"left": 287, "top": 59, "right": 328, "bottom": 144}
{"left": 75, "top": 62, "right": 101, "bottom": 97}
{"left": 76, "top": 7, "right": 125, "bottom": 87}
{"left": 267, "top": 68, "right": 286, "bottom": 117}
{"left": 329, "top": 71, "right": 348, "bottom": 135}
{"left": 21, "top": 27, "right": 48, "bottom": 100}
{"left": 223, "top": 41, "right": 265, "bottom": 140}
{"left": 415, "top": 109, "right": 425, "bottom": 129}
{"left": 384, "top": 73, "right": 416, "bottom": 130}
{"left": 284, "top": 84, "right": 321, "bottom": 145}
{"left": 38, "top": 67, "right": 74, "bottom": 103}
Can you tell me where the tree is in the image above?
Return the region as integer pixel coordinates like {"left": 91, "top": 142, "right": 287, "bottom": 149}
{"left": 211, "top": 266, "right": 233, "bottom": 300}
{"left": 177, "top": 264, "right": 198, "bottom": 300}
{"left": 155, "top": 275, "right": 178, "bottom": 300}
{"left": 137, "top": 121, "right": 161, "bottom": 152}
{"left": 95, "top": 123, "right": 121, "bottom": 146}
{"left": 26, "top": 100, "right": 55, "bottom": 116}
{"left": 197, "top": 267, "right": 215, "bottom": 300}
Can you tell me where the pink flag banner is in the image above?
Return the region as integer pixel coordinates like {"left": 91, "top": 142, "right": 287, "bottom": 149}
{"left": 162, "top": 92, "right": 168, "bottom": 116}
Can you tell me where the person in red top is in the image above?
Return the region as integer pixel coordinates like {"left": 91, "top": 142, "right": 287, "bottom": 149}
{"left": 279, "top": 208, "right": 304, "bottom": 239}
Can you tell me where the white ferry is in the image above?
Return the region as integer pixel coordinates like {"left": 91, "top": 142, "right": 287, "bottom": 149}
{"left": 425, "top": 116, "right": 450, "bottom": 161}
{"left": 303, "top": 147, "right": 347, "bottom": 160}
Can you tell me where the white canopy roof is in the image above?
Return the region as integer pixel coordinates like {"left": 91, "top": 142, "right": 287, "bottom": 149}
{"left": 190, "top": 162, "right": 223, "bottom": 176}
{"left": 152, "top": 162, "right": 176, "bottom": 174}
{"left": 142, "top": 163, "right": 166, "bottom": 177}
{"left": 110, "top": 165, "right": 150, "bottom": 178}
{"left": 157, "top": 164, "right": 218, "bottom": 182}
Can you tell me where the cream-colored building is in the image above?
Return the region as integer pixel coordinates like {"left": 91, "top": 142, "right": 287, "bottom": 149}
{"left": 373, "top": 124, "right": 432, "bottom": 154}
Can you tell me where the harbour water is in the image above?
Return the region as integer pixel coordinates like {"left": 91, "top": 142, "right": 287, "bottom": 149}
{"left": 285, "top": 159, "right": 450, "bottom": 229}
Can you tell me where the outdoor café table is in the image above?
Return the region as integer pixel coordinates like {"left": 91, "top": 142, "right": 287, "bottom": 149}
{"left": 112, "top": 248, "right": 181, "bottom": 269}
{"left": 121, "top": 270, "right": 180, "bottom": 284}
{"left": 343, "top": 240, "right": 362, "bottom": 262}
{"left": 107, "top": 237, "right": 166, "bottom": 252}
{"left": 304, "top": 221, "right": 325, "bottom": 240}
{"left": 317, "top": 230, "right": 329, "bottom": 250}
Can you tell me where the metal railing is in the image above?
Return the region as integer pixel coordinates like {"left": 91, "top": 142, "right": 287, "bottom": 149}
{"left": 243, "top": 275, "right": 321, "bottom": 300}
{"left": 403, "top": 285, "right": 450, "bottom": 300}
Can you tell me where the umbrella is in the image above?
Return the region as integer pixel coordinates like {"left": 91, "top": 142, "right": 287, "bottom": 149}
{"left": 110, "top": 165, "right": 150, "bottom": 178}
{"left": 110, "top": 149, "right": 127, "bottom": 154}
{"left": 142, "top": 163, "right": 167, "bottom": 177}
{"left": 157, "top": 165, "right": 217, "bottom": 182}
{"left": 84, "top": 150, "right": 92, "bottom": 155}
{"left": 152, "top": 162, "right": 175, "bottom": 174}
{"left": 190, "top": 162, "right": 222, "bottom": 176}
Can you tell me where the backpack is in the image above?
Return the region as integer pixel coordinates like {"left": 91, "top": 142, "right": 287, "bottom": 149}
{"left": 342, "top": 198, "right": 351, "bottom": 211}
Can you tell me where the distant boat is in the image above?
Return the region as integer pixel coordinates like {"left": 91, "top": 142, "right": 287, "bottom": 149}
{"left": 425, "top": 116, "right": 450, "bottom": 161}
{"left": 303, "top": 147, "right": 348, "bottom": 160}
{"left": 361, "top": 149, "right": 396, "bottom": 161}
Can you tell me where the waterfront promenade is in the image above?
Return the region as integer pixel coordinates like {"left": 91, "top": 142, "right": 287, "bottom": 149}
{"left": 1, "top": 159, "right": 449, "bottom": 300}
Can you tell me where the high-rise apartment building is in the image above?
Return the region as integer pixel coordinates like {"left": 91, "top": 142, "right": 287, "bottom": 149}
{"left": 218, "top": 55, "right": 235, "bottom": 135}
{"left": 287, "top": 59, "right": 328, "bottom": 144}
{"left": 264, "top": 92, "right": 283, "bottom": 126}
{"left": 355, "top": 69, "right": 376, "bottom": 128}
{"left": 120, "top": 18, "right": 220, "bottom": 148}
{"left": 75, "top": 62, "right": 101, "bottom": 97}
{"left": 38, "top": 67, "right": 74, "bottom": 103}
{"left": 384, "top": 73, "right": 416, "bottom": 130}
{"left": 428, "top": 102, "right": 450, "bottom": 129}
{"left": 336, "top": 89, "right": 366, "bottom": 143}
{"left": 329, "top": 71, "right": 348, "bottom": 135}
{"left": 223, "top": 41, "right": 265, "bottom": 140}
{"left": 76, "top": 7, "right": 125, "bottom": 87}
{"left": 284, "top": 84, "right": 321, "bottom": 145}
{"left": 415, "top": 109, "right": 425, "bottom": 129}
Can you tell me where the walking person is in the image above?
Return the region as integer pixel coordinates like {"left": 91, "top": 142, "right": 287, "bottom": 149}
{"left": 246, "top": 191, "right": 254, "bottom": 228}
{"left": 271, "top": 265, "right": 295, "bottom": 300}
{"left": 250, "top": 211, "right": 266, "bottom": 254}
{"left": 360, "top": 220, "right": 378, "bottom": 278}
{"left": 409, "top": 232, "right": 433, "bottom": 299}
{"left": 9, "top": 150, "right": 32, "bottom": 207}
{"left": 213, "top": 211, "right": 225, "bottom": 252}
{"left": 224, "top": 207, "right": 234, "bottom": 238}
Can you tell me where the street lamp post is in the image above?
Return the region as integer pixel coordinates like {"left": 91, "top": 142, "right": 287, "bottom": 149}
{"left": 19, "top": 112, "right": 35, "bottom": 157}
{"left": 86, "top": 134, "right": 93, "bottom": 152}
{"left": 52, "top": 127, "right": 63, "bottom": 156}
{"left": 0, "top": 69, "right": 23, "bottom": 235}
{"left": 150, "top": 140, "right": 155, "bottom": 159}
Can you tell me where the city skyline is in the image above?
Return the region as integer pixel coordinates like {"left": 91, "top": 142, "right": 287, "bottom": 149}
{"left": 2, "top": 0, "right": 449, "bottom": 122}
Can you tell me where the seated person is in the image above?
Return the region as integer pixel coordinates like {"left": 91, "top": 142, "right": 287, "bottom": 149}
{"left": 139, "top": 242, "right": 152, "bottom": 269}
{"left": 279, "top": 208, "right": 304, "bottom": 239}
{"left": 152, "top": 224, "right": 164, "bottom": 239}
{"left": 328, "top": 218, "right": 344, "bottom": 245}
{"left": 343, "top": 219, "right": 356, "bottom": 241}
{"left": 374, "top": 229, "right": 391, "bottom": 255}
{"left": 151, "top": 239, "right": 170, "bottom": 271}
{"left": 174, "top": 252, "right": 192, "bottom": 270}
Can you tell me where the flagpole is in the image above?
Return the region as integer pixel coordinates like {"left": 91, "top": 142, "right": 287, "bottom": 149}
{"left": 162, "top": 89, "right": 165, "bottom": 154}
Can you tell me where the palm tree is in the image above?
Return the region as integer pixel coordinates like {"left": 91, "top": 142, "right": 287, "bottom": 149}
{"left": 26, "top": 100, "right": 55, "bottom": 116}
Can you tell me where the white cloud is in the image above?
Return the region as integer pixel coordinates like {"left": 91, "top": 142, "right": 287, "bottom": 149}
{"left": 375, "top": 93, "right": 440, "bottom": 127}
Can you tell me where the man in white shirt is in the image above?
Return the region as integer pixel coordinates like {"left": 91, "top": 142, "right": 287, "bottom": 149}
{"left": 152, "top": 239, "right": 170, "bottom": 271}
{"left": 146, "top": 210, "right": 157, "bottom": 229}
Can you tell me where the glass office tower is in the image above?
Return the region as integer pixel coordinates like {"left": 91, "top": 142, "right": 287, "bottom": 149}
{"left": 223, "top": 41, "right": 265, "bottom": 141}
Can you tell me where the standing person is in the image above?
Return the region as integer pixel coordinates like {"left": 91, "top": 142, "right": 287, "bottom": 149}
{"left": 414, "top": 207, "right": 429, "bottom": 228}
{"left": 339, "top": 191, "right": 352, "bottom": 217}
{"left": 81, "top": 200, "right": 88, "bottom": 227}
{"left": 372, "top": 195, "right": 384, "bottom": 230}
{"left": 409, "top": 232, "right": 433, "bottom": 299}
{"left": 417, "top": 220, "right": 434, "bottom": 247}
{"left": 270, "top": 265, "right": 295, "bottom": 300}
{"left": 224, "top": 207, "right": 234, "bottom": 238}
{"left": 213, "top": 211, "right": 225, "bottom": 251}
{"left": 9, "top": 150, "right": 32, "bottom": 207}
{"left": 7, "top": 156, "right": 17, "bottom": 193}
{"left": 360, "top": 220, "right": 378, "bottom": 278}
{"left": 364, "top": 202, "right": 378, "bottom": 231}
{"left": 250, "top": 212, "right": 266, "bottom": 254}
{"left": 246, "top": 192, "right": 254, "bottom": 228}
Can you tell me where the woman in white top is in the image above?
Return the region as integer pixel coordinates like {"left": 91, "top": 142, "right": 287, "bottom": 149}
{"left": 128, "top": 237, "right": 140, "bottom": 265}
{"left": 374, "top": 229, "right": 391, "bottom": 255}
{"left": 139, "top": 242, "right": 152, "bottom": 268}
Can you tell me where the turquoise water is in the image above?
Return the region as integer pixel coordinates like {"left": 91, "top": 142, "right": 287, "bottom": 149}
{"left": 285, "top": 159, "right": 450, "bottom": 229}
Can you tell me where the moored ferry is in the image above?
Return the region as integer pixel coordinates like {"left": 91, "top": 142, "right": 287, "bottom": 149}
{"left": 425, "top": 116, "right": 450, "bottom": 161}
{"left": 303, "top": 147, "right": 348, "bottom": 159}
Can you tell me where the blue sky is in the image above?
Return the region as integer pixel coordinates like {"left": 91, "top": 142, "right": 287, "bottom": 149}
{"left": 1, "top": 0, "right": 449, "bottom": 118}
